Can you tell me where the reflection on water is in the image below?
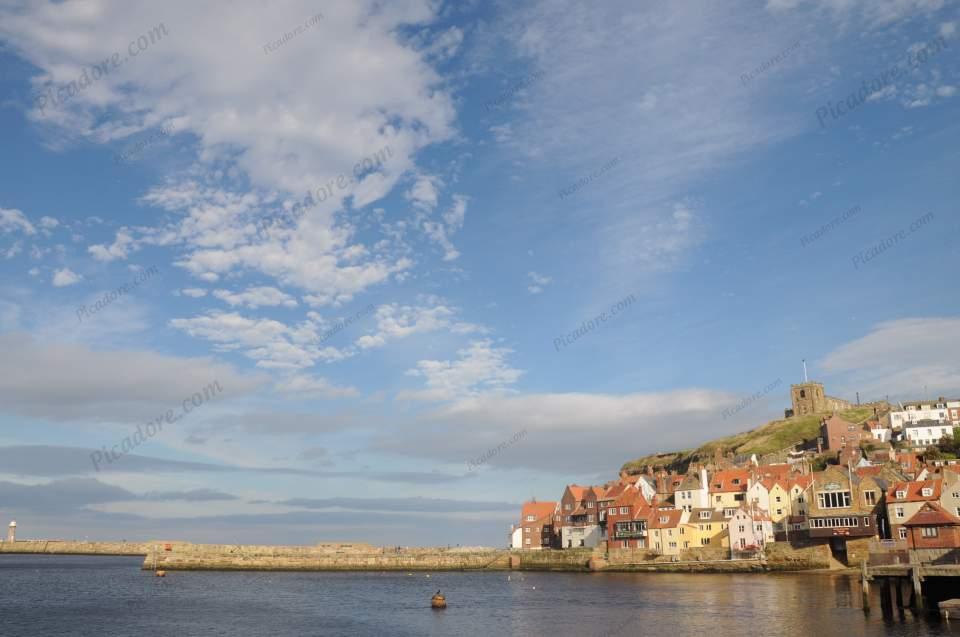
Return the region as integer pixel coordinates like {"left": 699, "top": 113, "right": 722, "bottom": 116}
{"left": 0, "top": 556, "right": 959, "bottom": 636}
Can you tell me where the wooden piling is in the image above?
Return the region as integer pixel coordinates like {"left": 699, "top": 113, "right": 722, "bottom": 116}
{"left": 860, "top": 560, "right": 870, "bottom": 612}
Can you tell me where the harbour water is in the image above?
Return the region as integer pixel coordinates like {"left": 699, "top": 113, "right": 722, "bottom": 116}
{"left": 0, "top": 555, "right": 957, "bottom": 636}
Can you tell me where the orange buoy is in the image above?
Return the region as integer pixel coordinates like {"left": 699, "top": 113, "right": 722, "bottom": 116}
{"left": 431, "top": 590, "right": 446, "bottom": 609}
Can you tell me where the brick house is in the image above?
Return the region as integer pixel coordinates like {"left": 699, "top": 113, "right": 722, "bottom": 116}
{"left": 903, "top": 502, "right": 960, "bottom": 549}
{"left": 606, "top": 488, "right": 650, "bottom": 549}
{"left": 886, "top": 480, "right": 942, "bottom": 542}
{"left": 512, "top": 500, "right": 557, "bottom": 550}
{"left": 819, "top": 414, "right": 867, "bottom": 452}
{"left": 559, "top": 485, "right": 604, "bottom": 548}
{"left": 807, "top": 466, "right": 879, "bottom": 563}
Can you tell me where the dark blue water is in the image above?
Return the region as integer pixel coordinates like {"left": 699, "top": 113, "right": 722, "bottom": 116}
{"left": 0, "top": 555, "right": 957, "bottom": 636}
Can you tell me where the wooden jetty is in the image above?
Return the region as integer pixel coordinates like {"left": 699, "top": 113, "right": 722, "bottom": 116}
{"left": 862, "top": 541, "right": 960, "bottom": 613}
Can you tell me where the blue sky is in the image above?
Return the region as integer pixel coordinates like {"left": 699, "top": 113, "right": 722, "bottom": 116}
{"left": 0, "top": 0, "right": 958, "bottom": 546}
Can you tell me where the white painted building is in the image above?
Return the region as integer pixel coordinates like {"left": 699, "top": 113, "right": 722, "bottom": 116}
{"left": 561, "top": 524, "right": 602, "bottom": 549}
{"left": 509, "top": 526, "right": 523, "bottom": 549}
{"left": 674, "top": 468, "right": 710, "bottom": 512}
{"left": 890, "top": 400, "right": 950, "bottom": 429}
{"left": 903, "top": 420, "right": 954, "bottom": 447}
{"left": 728, "top": 508, "right": 774, "bottom": 555}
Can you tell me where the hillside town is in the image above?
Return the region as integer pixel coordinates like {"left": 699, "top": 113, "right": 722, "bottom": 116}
{"left": 511, "top": 381, "right": 960, "bottom": 566}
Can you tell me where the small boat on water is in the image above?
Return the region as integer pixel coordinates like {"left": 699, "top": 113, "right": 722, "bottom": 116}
{"left": 431, "top": 590, "right": 446, "bottom": 609}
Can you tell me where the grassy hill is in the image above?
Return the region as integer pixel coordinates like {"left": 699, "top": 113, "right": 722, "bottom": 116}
{"left": 621, "top": 405, "right": 883, "bottom": 474}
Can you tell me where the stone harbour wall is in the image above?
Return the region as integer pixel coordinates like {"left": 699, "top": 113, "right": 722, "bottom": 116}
{"left": 1, "top": 540, "right": 833, "bottom": 572}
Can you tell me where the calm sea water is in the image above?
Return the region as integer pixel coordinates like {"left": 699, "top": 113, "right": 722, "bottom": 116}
{"left": 1, "top": 555, "right": 958, "bottom": 636}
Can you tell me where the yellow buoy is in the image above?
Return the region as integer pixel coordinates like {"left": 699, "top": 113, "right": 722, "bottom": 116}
{"left": 155, "top": 570, "right": 166, "bottom": 577}
{"left": 431, "top": 591, "right": 446, "bottom": 609}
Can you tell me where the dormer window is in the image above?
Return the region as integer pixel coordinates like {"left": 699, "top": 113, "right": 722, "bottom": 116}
{"left": 659, "top": 516, "right": 668, "bottom": 523}
{"left": 922, "top": 488, "right": 933, "bottom": 497}
{"left": 895, "top": 490, "right": 906, "bottom": 499}
{"left": 699, "top": 511, "right": 711, "bottom": 519}
{"left": 526, "top": 515, "right": 535, "bottom": 521}
{"left": 732, "top": 479, "right": 740, "bottom": 485}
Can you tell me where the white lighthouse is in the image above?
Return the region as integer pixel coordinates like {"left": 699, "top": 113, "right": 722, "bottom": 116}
{"left": 7, "top": 520, "right": 16, "bottom": 543}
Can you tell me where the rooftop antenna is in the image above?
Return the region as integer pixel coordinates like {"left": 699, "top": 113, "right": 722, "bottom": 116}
{"left": 802, "top": 359, "right": 808, "bottom": 383}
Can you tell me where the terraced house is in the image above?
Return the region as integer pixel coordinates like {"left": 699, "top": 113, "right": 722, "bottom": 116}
{"left": 807, "top": 466, "right": 883, "bottom": 563}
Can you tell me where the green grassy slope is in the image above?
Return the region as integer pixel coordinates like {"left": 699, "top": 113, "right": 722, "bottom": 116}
{"left": 621, "top": 406, "right": 882, "bottom": 474}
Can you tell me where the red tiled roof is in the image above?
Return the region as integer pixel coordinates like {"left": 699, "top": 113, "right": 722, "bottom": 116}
{"left": 647, "top": 508, "right": 683, "bottom": 529}
{"left": 756, "top": 465, "right": 794, "bottom": 481}
{"left": 790, "top": 475, "right": 813, "bottom": 490}
{"left": 521, "top": 501, "right": 557, "bottom": 521}
{"left": 566, "top": 485, "right": 588, "bottom": 500}
{"left": 889, "top": 480, "right": 942, "bottom": 503}
{"left": 904, "top": 501, "right": 960, "bottom": 527}
{"left": 710, "top": 469, "right": 750, "bottom": 493}
{"left": 855, "top": 466, "right": 882, "bottom": 478}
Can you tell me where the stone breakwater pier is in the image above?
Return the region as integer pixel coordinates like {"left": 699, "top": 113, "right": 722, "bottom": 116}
{"left": 0, "top": 540, "right": 833, "bottom": 573}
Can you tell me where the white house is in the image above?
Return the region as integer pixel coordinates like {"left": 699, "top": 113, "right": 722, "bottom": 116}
{"left": 890, "top": 400, "right": 950, "bottom": 429}
{"left": 510, "top": 526, "right": 523, "bottom": 549}
{"left": 868, "top": 420, "right": 891, "bottom": 443}
{"left": 674, "top": 468, "right": 710, "bottom": 512}
{"left": 903, "top": 420, "right": 954, "bottom": 447}
{"left": 728, "top": 507, "right": 775, "bottom": 555}
{"left": 561, "top": 524, "right": 602, "bottom": 549}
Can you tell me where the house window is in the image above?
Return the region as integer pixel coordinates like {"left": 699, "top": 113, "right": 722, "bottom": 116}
{"left": 921, "top": 488, "right": 933, "bottom": 497}
{"left": 715, "top": 495, "right": 722, "bottom": 503}
{"left": 620, "top": 507, "right": 628, "bottom": 514}
{"left": 738, "top": 525, "right": 745, "bottom": 532}
{"left": 659, "top": 516, "right": 668, "bottom": 523}
{"left": 776, "top": 509, "right": 783, "bottom": 515}
{"left": 895, "top": 507, "right": 904, "bottom": 519}
{"left": 587, "top": 502, "right": 594, "bottom": 508}
{"left": 699, "top": 511, "right": 711, "bottom": 519}
{"left": 564, "top": 504, "right": 571, "bottom": 511}
{"left": 587, "top": 515, "right": 594, "bottom": 523}
{"left": 525, "top": 537, "right": 531, "bottom": 545}
{"left": 776, "top": 496, "right": 782, "bottom": 503}
{"left": 524, "top": 527, "right": 530, "bottom": 534}
{"left": 701, "top": 538, "right": 710, "bottom": 545}
{"left": 922, "top": 527, "right": 939, "bottom": 538}
{"left": 864, "top": 491, "right": 877, "bottom": 506}
{"left": 526, "top": 515, "right": 536, "bottom": 521}
{"left": 817, "top": 491, "right": 851, "bottom": 509}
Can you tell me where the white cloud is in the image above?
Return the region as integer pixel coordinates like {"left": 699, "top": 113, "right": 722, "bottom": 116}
{"left": 213, "top": 286, "right": 298, "bottom": 309}
{"left": 821, "top": 317, "right": 960, "bottom": 401}
{"left": 0, "top": 208, "right": 36, "bottom": 235}
{"left": 527, "top": 271, "right": 552, "bottom": 294}
{"left": 2, "top": 1, "right": 455, "bottom": 308}
{"left": 398, "top": 340, "right": 523, "bottom": 401}
{"left": 88, "top": 229, "right": 138, "bottom": 262}
{"left": 0, "top": 333, "right": 264, "bottom": 422}
{"left": 274, "top": 374, "right": 359, "bottom": 399}
{"left": 355, "top": 301, "right": 484, "bottom": 350}
{"left": 170, "top": 311, "right": 351, "bottom": 369}
{"left": 378, "top": 387, "right": 741, "bottom": 473}
{"left": 52, "top": 267, "right": 82, "bottom": 287}
{"left": 180, "top": 288, "right": 208, "bottom": 298}
{"left": 406, "top": 173, "right": 442, "bottom": 212}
